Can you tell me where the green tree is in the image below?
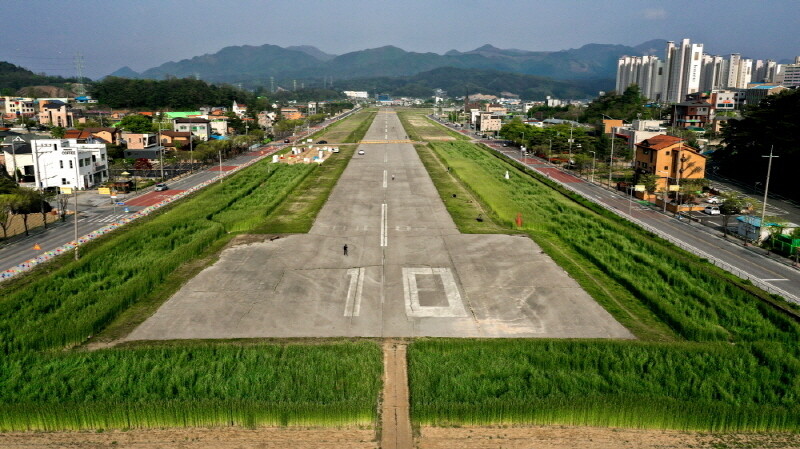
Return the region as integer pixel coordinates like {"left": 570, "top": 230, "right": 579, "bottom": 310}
{"left": 581, "top": 85, "right": 653, "bottom": 124}
{"left": 0, "top": 195, "right": 13, "bottom": 240}
{"left": 638, "top": 173, "right": 659, "bottom": 194}
{"left": 118, "top": 114, "right": 153, "bottom": 133}
{"left": 719, "top": 192, "right": 748, "bottom": 236}
{"left": 717, "top": 89, "right": 800, "bottom": 201}
{"left": 9, "top": 189, "right": 44, "bottom": 236}
{"left": 50, "top": 127, "right": 66, "bottom": 138}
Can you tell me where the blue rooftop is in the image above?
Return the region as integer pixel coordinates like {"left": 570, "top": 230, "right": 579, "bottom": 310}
{"left": 736, "top": 215, "right": 778, "bottom": 227}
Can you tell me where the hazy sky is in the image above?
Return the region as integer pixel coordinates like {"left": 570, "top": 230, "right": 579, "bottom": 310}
{"left": 3, "top": 0, "right": 799, "bottom": 79}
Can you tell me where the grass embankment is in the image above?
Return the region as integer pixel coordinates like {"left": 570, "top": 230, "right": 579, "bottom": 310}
{"left": 0, "top": 111, "right": 381, "bottom": 430}
{"left": 0, "top": 342, "right": 381, "bottom": 430}
{"left": 397, "top": 111, "right": 800, "bottom": 432}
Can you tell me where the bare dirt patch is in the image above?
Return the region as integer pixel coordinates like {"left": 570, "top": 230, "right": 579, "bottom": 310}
{"left": 418, "top": 426, "right": 800, "bottom": 449}
{"left": 0, "top": 427, "right": 377, "bottom": 449}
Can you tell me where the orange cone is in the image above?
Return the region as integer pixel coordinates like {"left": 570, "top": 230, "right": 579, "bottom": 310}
{"left": 33, "top": 243, "right": 42, "bottom": 250}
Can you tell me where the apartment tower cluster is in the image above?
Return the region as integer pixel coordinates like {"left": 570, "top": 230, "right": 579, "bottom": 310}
{"left": 616, "top": 38, "right": 794, "bottom": 103}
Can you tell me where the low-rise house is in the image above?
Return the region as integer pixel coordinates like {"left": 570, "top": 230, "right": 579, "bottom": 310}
{"left": 173, "top": 117, "right": 211, "bottom": 141}
{"left": 38, "top": 101, "right": 77, "bottom": 128}
{"left": 122, "top": 132, "right": 164, "bottom": 159}
{"left": 476, "top": 112, "right": 502, "bottom": 133}
{"left": 232, "top": 101, "right": 247, "bottom": 117}
{"left": 613, "top": 119, "right": 667, "bottom": 150}
{"left": 634, "top": 134, "right": 706, "bottom": 191}
{"left": 159, "top": 130, "right": 191, "bottom": 148}
{"left": 257, "top": 111, "right": 277, "bottom": 129}
{"left": 280, "top": 108, "right": 303, "bottom": 120}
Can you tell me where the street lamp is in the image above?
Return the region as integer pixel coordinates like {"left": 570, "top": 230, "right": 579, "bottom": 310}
{"left": 589, "top": 150, "right": 596, "bottom": 183}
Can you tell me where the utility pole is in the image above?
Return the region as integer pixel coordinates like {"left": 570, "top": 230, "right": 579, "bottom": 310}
{"left": 759, "top": 145, "right": 778, "bottom": 244}
{"left": 73, "top": 151, "right": 80, "bottom": 261}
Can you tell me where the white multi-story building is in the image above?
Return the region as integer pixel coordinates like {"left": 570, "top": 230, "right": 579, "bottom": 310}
{"left": 3, "top": 139, "right": 108, "bottom": 190}
{"left": 343, "top": 91, "right": 369, "bottom": 99}
{"left": 776, "top": 57, "right": 800, "bottom": 87}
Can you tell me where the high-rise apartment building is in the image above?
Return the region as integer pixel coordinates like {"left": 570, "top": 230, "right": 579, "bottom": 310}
{"left": 616, "top": 39, "right": 788, "bottom": 103}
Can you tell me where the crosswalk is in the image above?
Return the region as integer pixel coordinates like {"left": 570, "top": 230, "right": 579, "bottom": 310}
{"left": 80, "top": 213, "right": 131, "bottom": 224}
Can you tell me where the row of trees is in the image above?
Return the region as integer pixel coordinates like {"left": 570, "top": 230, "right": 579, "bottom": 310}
{"left": 0, "top": 177, "right": 65, "bottom": 241}
{"left": 499, "top": 119, "right": 631, "bottom": 163}
{"left": 91, "top": 77, "right": 255, "bottom": 110}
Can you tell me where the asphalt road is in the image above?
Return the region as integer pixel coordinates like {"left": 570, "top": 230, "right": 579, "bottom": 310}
{"left": 127, "top": 110, "right": 632, "bottom": 340}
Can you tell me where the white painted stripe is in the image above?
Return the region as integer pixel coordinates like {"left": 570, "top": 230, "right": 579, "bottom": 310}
{"left": 402, "top": 267, "right": 468, "bottom": 317}
{"left": 762, "top": 279, "right": 789, "bottom": 281}
{"left": 344, "top": 267, "right": 366, "bottom": 317}
{"left": 381, "top": 203, "right": 388, "bottom": 247}
{"left": 383, "top": 170, "right": 388, "bottom": 188}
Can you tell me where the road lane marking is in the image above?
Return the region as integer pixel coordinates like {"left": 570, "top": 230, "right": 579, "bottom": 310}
{"left": 762, "top": 279, "right": 788, "bottom": 281}
{"left": 381, "top": 203, "right": 388, "bottom": 247}
{"left": 344, "top": 267, "right": 366, "bottom": 316}
{"left": 402, "top": 267, "right": 468, "bottom": 317}
{"left": 383, "top": 170, "right": 387, "bottom": 188}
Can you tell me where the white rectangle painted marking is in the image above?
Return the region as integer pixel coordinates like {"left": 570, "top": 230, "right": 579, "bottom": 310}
{"left": 344, "top": 267, "right": 366, "bottom": 316}
{"left": 402, "top": 267, "right": 468, "bottom": 317}
{"left": 381, "top": 203, "right": 388, "bottom": 247}
{"left": 383, "top": 170, "right": 387, "bottom": 188}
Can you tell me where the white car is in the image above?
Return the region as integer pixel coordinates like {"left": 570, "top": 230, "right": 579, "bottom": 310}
{"left": 706, "top": 196, "right": 721, "bottom": 204}
{"left": 358, "top": 149, "right": 365, "bottom": 155}
{"left": 703, "top": 206, "right": 721, "bottom": 215}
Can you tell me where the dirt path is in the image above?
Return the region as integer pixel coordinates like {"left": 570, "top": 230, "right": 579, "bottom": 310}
{"left": 0, "top": 427, "right": 377, "bottom": 448}
{"left": 381, "top": 339, "right": 412, "bottom": 449}
{"left": 418, "top": 426, "right": 800, "bottom": 448}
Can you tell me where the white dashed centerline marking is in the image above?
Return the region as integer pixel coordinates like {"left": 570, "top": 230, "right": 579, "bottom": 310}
{"left": 381, "top": 203, "right": 388, "bottom": 247}
{"left": 383, "top": 170, "right": 388, "bottom": 188}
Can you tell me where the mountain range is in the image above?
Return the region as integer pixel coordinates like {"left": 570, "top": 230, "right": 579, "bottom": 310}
{"left": 109, "top": 40, "right": 668, "bottom": 90}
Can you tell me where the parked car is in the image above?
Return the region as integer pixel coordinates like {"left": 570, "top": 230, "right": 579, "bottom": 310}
{"left": 358, "top": 149, "right": 365, "bottom": 155}
{"left": 154, "top": 183, "right": 168, "bottom": 191}
{"left": 317, "top": 140, "right": 328, "bottom": 144}
{"left": 283, "top": 139, "right": 291, "bottom": 143}
{"left": 703, "top": 206, "right": 721, "bottom": 215}
{"left": 706, "top": 196, "right": 721, "bottom": 204}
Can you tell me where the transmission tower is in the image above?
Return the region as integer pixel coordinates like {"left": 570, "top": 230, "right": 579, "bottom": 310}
{"left": 73, "top": 52, "right": 86, "bottom": 95}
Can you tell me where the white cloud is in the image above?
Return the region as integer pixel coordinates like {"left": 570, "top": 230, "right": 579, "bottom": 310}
{"left": 643, "top": 8, "right": 667, "bottom": 20}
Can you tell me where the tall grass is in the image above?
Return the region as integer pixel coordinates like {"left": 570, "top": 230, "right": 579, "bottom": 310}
{"left": 0, "top": 342, "right": 382, "bottom": 431}
{"left": 426, "top": 141, "right": 800, "bottom": 344}
{"left": 0, "top": 160, "right": 313, "bottom": 354}
{"left": 409, "top": 339, "right": 800, "bottom": 431}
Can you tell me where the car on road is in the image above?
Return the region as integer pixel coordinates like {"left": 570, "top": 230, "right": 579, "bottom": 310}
{"left": 703, "top": 206, "right": 721, "bottom": 215}
{"left": 358, "top": 149, "right": 365, "bottom": 155}
{"left": 283, "top": 139, "right": 291, "bottom": 143}
{"left": 317, "top": 140, "right": 328, "bottom": 144}
{"left": 154, "top": 183, "right": 168, "bottom": 191}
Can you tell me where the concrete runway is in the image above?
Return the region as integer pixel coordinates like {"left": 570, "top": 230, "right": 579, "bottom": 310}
{"left": 127, "top": 110, "right": 633, "bottom": 340}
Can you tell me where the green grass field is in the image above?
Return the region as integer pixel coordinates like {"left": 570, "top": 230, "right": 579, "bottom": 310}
{"left": 0, "top": 341, "right": 382, "bottom": 430}
{"left": 0, "top": 111, "right": 381, "bottom": 431}
{"left": 398, "top": 110, "right": 800, "bottom": 432}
